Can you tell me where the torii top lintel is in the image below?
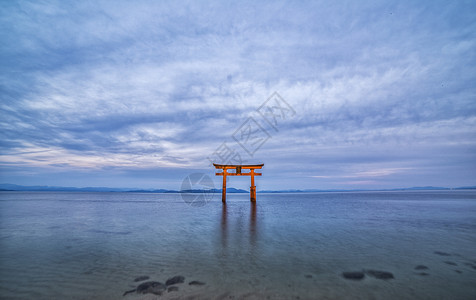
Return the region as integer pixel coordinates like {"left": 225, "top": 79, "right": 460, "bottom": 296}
{"left": 213, "top": 163, "right": 263, "bottom": 176}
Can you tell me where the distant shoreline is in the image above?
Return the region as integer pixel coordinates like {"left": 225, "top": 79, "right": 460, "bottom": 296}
{"left": 1, "top": 184, "right": 475, "bottom": 193}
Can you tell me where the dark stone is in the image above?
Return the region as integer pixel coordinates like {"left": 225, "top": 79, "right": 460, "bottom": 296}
{"left": 444, "top": 261, "right": 457, "bottom": 266}
{"left": 342, "top": 271, "right": 365, "bottom": 280}
{"left": 455, "top": 270, "right": 462, "bottom": 274}
{"left": 136, "top": 281, "right": 166, "bottom": 295}
{"left": 166, "top": 275, "right": 185, "bottom": 286}
{"left": 305, "top": 274, "right": 313, "bottom": 278}
{"left": 416, "top": 272, "right": 429, "bottom": 276}
{"left": 189, "top": 280, "right": 206, "bottom": 285}
{"left": 123, "top": 288, "right": 136, "bottom": 296}
{"left": 168, "top": 286, "right": 179, "bottom": 292}
{"left": 434, "top": 251, "right": 451, "bottom": 256}
{"left": 364, "top": 270, "right": 394, "bottom": 280}
{"left": 415, "top": 265, "right": 428, "bottom": 270}
{"left": 134, "top": 276, "right": 150, "bottom": 282}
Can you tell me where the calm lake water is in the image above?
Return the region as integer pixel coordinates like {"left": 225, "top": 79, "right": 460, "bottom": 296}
{"left": 0, "top": 191, "right": 475, "bottom": 299}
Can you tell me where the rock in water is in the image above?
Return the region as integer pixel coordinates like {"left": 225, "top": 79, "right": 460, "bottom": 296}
{"left": 364, "top": 270, "right": 394, "bottom": 280}
{"left": 342, "top": 271, "right": 365, "bottom": 280}
{"left": 136, "top": 281, "right": 166, "bottom": 295}
{"left": 123, "top": 289, "right": 136, "bottom": 296}
{"left": 166, "top": 275, "right": 185, "bottom": 286}
{"left": 434, "top": 251, "right": 451, "bottom": 256}
{"left": 415, "top": 265, "right": 428, "bottom": 270}
{"left": 134, "top": 276, "right": 150, "bottom": 282}
{"left": 168, "top": 286, "right": 179, "bottom": 292}
{"left": 444, "top": 261, "right": 457, "bottom": 266}
{"left": 189, "top": 280, "right": 206, "bottom": 285}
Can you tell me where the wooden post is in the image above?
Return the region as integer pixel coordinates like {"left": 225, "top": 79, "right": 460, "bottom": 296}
{"left": 222, "top": 169, "right": 227, "bottom": 203}
{"left": 250, "top": 169, "right": 256, "bottom": 202}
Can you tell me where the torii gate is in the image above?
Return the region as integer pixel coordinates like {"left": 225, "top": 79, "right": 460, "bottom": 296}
{"left": 213, "top": 163, "right": 264, "bottom": 202}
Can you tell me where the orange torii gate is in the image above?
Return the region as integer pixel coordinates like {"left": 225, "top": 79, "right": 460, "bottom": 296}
{"left": 213, "top": 163, "right": 264, "bottom": 203}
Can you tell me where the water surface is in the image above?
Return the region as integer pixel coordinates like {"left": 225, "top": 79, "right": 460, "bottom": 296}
{"left": 1, "top": 191, "right": 475, "bottom": 299}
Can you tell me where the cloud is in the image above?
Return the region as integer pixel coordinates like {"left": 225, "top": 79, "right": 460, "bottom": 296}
{"left": 311, "top": 168, "right": 414, "bottom": 179}
{"left": 1, "top": 0, "right": 475, "bottom": 189}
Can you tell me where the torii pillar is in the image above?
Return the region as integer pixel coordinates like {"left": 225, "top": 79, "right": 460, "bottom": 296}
{"left": 213, "top": 164, "right": 263, "bottom": 202}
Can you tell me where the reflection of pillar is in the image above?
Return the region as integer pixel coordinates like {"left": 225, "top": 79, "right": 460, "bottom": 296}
{"left": 221, "top": 203, "right": 227, "bottom": 248}
{"left": 250, "top": 202, "right": 257, "bottom": 246}
{"left": 250, "top": 169, "right": 256, "bottom": 202}
{"left": 222, "top": 170, "right": 227, "bottom": 203}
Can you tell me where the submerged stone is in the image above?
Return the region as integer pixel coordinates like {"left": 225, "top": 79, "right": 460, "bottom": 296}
{"left": 136, "top": 281, "right": 166, "bottom": 295}
{"left": 364, "top": 270, "right": 394, "bottom": 280}
{"left": 415, "top": 265, "right": 428, "bottom": 270}
{"left": 168, "top": 286, "right": 179, "bottom": 292}
{"left": 123, "top": 289, "right": 136, "bottom": 296}
{"left": 134, "top": 276, "right": 150, "bottom": 282}
{"left": 189, "top": 280, "right": 206, "bottom": 285}
{"left": 123, "top": 281, "right": 166, "bottom": 296}
{"left": 444, "top": 261, "right": 457, "bottom": 266}
{"left": 166, "top": 275, "right": 185, "bottom": 286}
{"left": 342, "top": 271, "right": 365, "bottom": 280}
{"left": 434, "top": 251, "right": 451, "bottom": 256}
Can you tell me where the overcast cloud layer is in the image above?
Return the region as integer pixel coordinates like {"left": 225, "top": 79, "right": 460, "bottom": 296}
{"left": 1, "top": 0, "right": 475, "bottom": 190}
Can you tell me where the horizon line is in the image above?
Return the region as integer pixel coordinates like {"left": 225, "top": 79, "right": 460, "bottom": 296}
{"left": 1, "top": 183, "right": 475, "bottom": 193}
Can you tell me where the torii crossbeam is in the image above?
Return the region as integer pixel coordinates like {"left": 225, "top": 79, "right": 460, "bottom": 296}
{"left": 213, "top": 163, "right": 264, "bottom": 202}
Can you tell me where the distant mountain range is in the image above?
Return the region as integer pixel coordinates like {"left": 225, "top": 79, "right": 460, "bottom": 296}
{"left": 0, "top": 183, "right": 475, "bottom": 193}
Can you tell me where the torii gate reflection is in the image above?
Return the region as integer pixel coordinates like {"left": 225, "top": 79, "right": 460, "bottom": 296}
{"left": 220, "top": 201, "right": 257, "bottom": 250}
{"left": 213, "top": 163, "right": 264, "bottom": 202}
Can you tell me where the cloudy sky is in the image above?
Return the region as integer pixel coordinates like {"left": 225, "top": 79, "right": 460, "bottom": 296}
{"left": 1, "top": 0, "right": 475, "bottom": 190}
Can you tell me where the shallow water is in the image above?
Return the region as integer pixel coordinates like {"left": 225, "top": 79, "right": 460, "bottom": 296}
{"left": 0, "top": 191, "right": 475, "bottom": 299}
